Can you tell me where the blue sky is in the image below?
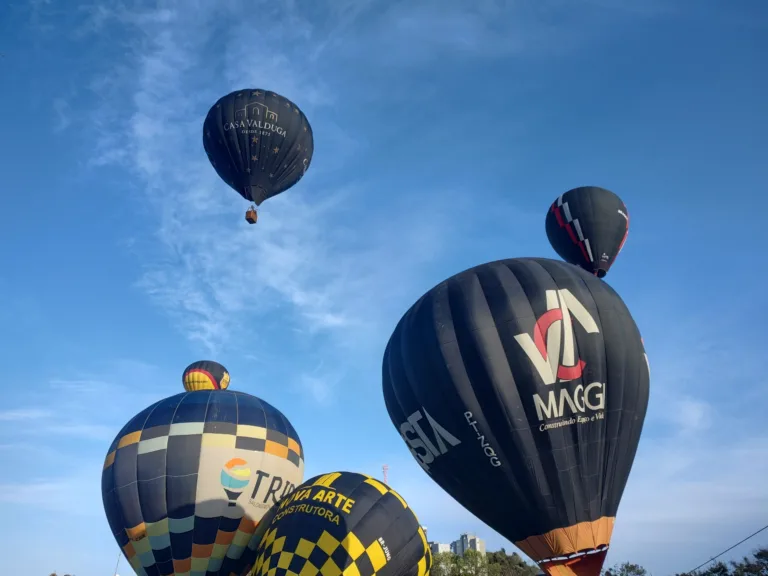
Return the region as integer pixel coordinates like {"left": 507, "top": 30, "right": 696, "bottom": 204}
{"left": 0, "top": 0, "right": 766, "bottom": 574}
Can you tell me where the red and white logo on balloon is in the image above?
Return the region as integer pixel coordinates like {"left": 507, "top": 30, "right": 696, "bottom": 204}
{"left": 514, "top": 289, "right": 600, "bottom": 386}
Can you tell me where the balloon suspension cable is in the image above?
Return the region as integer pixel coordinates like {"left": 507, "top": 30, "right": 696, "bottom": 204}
{"left": 113, "top": 549, "right": 121, "bottom": 576}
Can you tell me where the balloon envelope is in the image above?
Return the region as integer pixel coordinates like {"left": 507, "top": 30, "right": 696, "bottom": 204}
{"left": 182, "top": 360, "right": 230, "bottom": 391}
{"left": 545, "top": 186, "right": 629, "bottom": 278}
{"left": 250, "top": 471, "right": 431, "bottom": 576}
{"left": 382, "top": 258, "right": 649, "bottom": 576}
{"left": 203, "top": 89, "right": 314, "bottom": 206}
{"left": 102, "top": 390, "right": 305, "bottom": 576}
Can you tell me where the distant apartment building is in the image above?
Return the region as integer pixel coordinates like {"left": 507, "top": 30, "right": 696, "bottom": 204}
{"left": 429, "top": 542, "right": 451, "bottom": 555}
{"left": 449, "top": 533, "right": 486, "bottom": 557}
{"left": 428, "top": 532, "right": 486, "bottom": 557}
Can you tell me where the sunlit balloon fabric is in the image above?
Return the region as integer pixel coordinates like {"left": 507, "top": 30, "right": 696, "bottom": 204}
{"left": 250, "top": 472, "right": 431, "bottom": 576}
{"left": 182, "top": 361, "right": 231, "bottom": 392}
{"left": 203, "top": 89, "right": 314, "bottom": 206}
{"left": 545, "top": 186, "right": 629, "bottom": 278}
{"left": 102, "top": 390, "right": 305, "bottom": 576}
{"left": 382, "top": 258, "right": 649, "bottom": 576}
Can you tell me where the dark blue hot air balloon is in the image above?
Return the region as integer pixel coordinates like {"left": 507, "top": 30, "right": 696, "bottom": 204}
{"left": 102, "top": 366, "right": 305, "bottom": 576}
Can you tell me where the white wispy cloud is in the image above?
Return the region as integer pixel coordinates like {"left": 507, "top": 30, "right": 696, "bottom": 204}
{"left": 41, "top": 423, "right": 118, "bottom": 441}
{"left": 52, "top": 96, "right": 71, "bottom": 131}
{"left": 0, "top": 361, "right": 174, "bottom": 538}
{"left": 297, "top": 366, "right": 345, "bottom": 406}
{"left": 299, "top": 374, "right": 336, "bottom": 406}
{"left": 610, "top": 433, "right": 768, "bottom": 572}
{"left": 61, "top": 9, "right": 766, "bottom": 569}
{"left": 667, "top": 395, "right": 712, "bottom": 435}
{"left": 49, "top": 378, "right": 115, "bottom": 393}
{"left": 83, "top": 5, "right": 345, "bottom": 353}
{"left": 10, "top": 2, "right": 764, "bottom": 576}
{"left": 71, "top": 0, "right": 487, "bottom": 411}
{"left": 311, "top": 0, "right": 676, "bottom": 68}
{"left": 14, "top": 1, "right": 623, "bottom": 421}
{"left": 0, "top": 408, "right": 52, "bottom": 421}
{"left": 1, "top": 361, "right": 166, "bottom": 445}
{"left": 73, "top": 0, "right": 669, "bottom": 364}
{"left": 0, "top": 460, "right": 105, "bottom": 517}
{"left": 3, "top": 407, "right": 119, "bottom": 443}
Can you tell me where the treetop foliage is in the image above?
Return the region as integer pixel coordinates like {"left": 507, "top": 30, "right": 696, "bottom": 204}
{"left": 429, "top": 546, "right": 768, "bottom": 576}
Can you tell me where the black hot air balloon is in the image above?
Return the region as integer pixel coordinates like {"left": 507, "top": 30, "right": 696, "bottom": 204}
{"left": 545, "top": 186, "right": 629, "bottom": 278}
{"left": 382, "top": 258, "right": 649, "bottom": 576}
{"left": 203, "top": 89, "right": 314, "bottom": 224}
{"left": 249, "top": 471, "right": 432, "bottom": 576}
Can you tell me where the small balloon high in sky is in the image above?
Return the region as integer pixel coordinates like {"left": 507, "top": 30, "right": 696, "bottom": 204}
{"left": 182, "top": 360, "right": 231, "bottom": 391}
{"left": 545, "top": 186, "right": 630, "bottom": 278}
{"left": 203, "top": 89, "right": 314, "bottom": 224}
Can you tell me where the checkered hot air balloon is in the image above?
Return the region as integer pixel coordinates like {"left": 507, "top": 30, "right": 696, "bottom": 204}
{"left": 250, "top": 472, "right": 432, "bottom": 576}
{"left": 102, "top": 386, "right": 305, "bottom": 576}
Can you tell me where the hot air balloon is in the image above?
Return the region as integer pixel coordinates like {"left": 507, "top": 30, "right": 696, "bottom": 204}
{"left": 102, "top": 373, "right": 305, "bottom": 576}
{"left": 182, "top": 360, "right": 230, "bottom": 391}
{"left": 203, "top": 89, "right": 314, "bottom": 224}
{"left": 545, "top": 186, "right": 629, "bottom": 278}
{"left": 249, "top": 471, "right": 431, "bottom": 576}
{"left": 382, "top": 258, "right": 649, "bottom": 576}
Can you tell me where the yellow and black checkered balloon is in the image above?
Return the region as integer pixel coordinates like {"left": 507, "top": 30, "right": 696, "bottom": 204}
{"left": 249, "top": 471, "right": 431, "bottom": 576}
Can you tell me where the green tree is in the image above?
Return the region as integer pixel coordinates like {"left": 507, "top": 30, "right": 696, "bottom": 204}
{"left": 463, "top": 550, "right": 488, "bottom": 576}
{"left": 432, "top": 552, "right": 464, "bottom": 576}
{"left": 431, "top": 548, "right": 538, "bottom": 576}
{"left": 605, "top": 562, "right": 648, "bottom": 576}
{"left": 698, "top": 561, "right": 732, "bottom": 576}
{"left": 486, "top": 548, "right": 539, "bottom": 576}
{"left": 730, "top": 547, "right": 768, "bottom": 576}
{"left": 672, "top": 546, "right": 768, "bottom": 576}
